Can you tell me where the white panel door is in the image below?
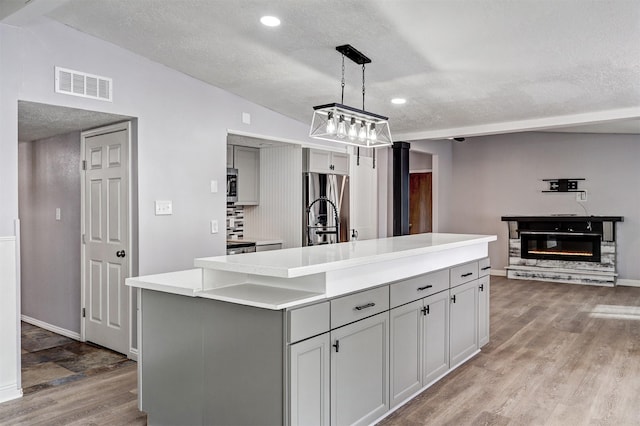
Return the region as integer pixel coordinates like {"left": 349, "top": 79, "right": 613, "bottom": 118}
{"left": 84, "top": 125, "right": 129, "bottom": 355}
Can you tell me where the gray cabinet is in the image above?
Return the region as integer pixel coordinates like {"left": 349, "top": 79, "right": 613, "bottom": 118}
{"left": 233, "top": 145, "right": 260, "bottom": 205}
{"left": 389, "top": 288, "right": 450, "bottom": 408}
{"left": 304, "top": 148, "right": 349, "bottom": 175}
{"left": 422, "top": 290, "right": 450, "bottom": 385}
{"left": 390, "top": 300, "right": 422, "bottom": 407}
{"left": 331, "top": 312, "right": 389, "bottom": 426}
{"left": 478, "top": 275, "right": 490, "bottom": 348}
{"left": 449, "top": 280, "right": 479, "bottom": 367}
{"left": 289, "top": 333, "right": 330, "bottom": 426}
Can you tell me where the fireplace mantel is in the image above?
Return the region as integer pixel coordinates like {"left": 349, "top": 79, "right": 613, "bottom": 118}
{"left": 501, "top": 215, "right": 623, "bottom": 286}
{"left": 501, "top": 215, "right": 623, "bottom": 222}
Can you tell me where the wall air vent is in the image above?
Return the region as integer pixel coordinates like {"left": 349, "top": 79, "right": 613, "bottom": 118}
{"left": 55, "top": 67, "right": 112, "bottom": 102}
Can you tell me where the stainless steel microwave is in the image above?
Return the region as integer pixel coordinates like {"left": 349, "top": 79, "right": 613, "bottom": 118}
{"left": 227, "top": 168, "right": 238, "bottom": 203}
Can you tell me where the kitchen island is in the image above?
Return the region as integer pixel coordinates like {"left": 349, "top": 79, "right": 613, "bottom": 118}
{"left": 127, "top": 233, "right": 496, "bottom": 426}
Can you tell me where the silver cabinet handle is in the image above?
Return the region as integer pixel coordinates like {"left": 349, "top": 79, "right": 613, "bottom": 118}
{"left": 355, "top": 302, "right": 375, "bottom": 311}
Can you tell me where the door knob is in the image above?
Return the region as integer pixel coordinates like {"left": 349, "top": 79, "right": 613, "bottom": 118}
{"left": 116, "top": 250, "right": 126, "bottom": 258}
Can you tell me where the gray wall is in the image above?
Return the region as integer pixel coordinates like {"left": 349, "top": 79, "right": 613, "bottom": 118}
{"left": 450, "top": 132, "right": 640, "bottom": 281}
{"left": 409, "top": 151, "right": 432, "bottom": 171}
{"left": 18, "top": 132, "right": 81, "bottom": 333}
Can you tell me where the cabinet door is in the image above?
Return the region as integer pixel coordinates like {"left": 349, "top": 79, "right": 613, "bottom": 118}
{"left": 478, "top": 275, "right": 490, "bottom": 348}
{"left": 289, "top": 334, "right": 330, "bottom": 426}
{"left": 449, "top": 280, "right": 478, "bottom": 368}
{"left": 233, "top": 146, "right": 260, "bottom": 205}
{"left": 226, "top": 144, "right": 234, "bottom": 168}
{"left": 331, "top": 313, "right": 389, "bottom": 426}
{"left": 389, "top": 300, "right": 422, "bottom": 408}
{"left": 331, "top": 152, "right": 350, "bottom": 175}
{"left": 422, "top": 291, "right": 450, "bottom": 385}
{"left": 307, "top": 149, "right": 332, "bottom": 174}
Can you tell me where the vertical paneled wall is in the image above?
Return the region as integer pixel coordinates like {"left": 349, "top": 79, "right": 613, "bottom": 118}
{"left": 244, "top": 145, "right": 303, "bottom": 248}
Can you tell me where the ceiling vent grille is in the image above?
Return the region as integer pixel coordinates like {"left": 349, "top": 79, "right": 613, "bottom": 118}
{"left": 55, "top": 67, "right": 112, "bottom": 102}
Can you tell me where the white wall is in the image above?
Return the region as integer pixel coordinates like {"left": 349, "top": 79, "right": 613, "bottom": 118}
{"left": 409, "top": 151, "right": 432, "bottom": 171}
{"left": 243, "top": 144, "right": 303, "bottom": 248}
{"left": 18, "top": 132, "right": 82, "bottom": 335}
{"left": 450, "top": 132, "right": 640, "bottom": 281}
{"left": 0, "top": 237, "right": 20, "bottom": 403}
{"left": 0, "top": 17, "right": 324, "bottom": 397}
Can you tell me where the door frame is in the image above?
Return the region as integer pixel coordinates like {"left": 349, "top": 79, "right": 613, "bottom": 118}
{"left": 80, "top": 121, "right": 136, "bottom": 359}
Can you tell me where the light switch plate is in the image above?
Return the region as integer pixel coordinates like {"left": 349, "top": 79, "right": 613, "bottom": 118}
{"left": 242, "top": 112, "right": 251, "bottom": 124}
{"left": 576, "top": 191, "right": 588, "bottom": 202}
{"left": 211, "top": 220, "right": 219, "bottom": 234}
{"left": 55, "top": 208, "right": 61, "bottom": 221}
{"left": 155, "top": 200, "right": 173, "bottom": 215}
{"left": 211, "top": 180, "right": 218, "bottom": 193}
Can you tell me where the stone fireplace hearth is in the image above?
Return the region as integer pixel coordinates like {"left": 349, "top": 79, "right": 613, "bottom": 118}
{"left": 501, "top": 215, "right": 623, "bottom": 286}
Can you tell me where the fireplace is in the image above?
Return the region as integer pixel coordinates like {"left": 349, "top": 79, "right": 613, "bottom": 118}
{"left": 501, "top": 215, "right": 623, "bottom": 286}
{"left": 520, "top": 231, "right": 601, "bottom": 262}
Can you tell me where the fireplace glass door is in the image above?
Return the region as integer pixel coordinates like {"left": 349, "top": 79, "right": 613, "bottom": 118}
{"left": 520, "top": 232, "right": 601, "bottom": 262}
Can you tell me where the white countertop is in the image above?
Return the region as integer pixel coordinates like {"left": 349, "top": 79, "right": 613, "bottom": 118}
{"left": 128, "top": 233, "right": 497, "bottom": 310}
{"left": 197, "top": 233, "right": 496, "bottom": 278}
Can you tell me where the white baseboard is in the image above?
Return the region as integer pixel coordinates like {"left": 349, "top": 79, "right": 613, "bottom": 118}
{"left": 616, "top": 279, "right": 640, "bottom": 287}
{"left": 490, "top": 269, "right": 507, "bottom": 277}
{"left": 0, "top": 384, "right": 22, "bottom": 404}
{"left": 21, "top": 315, "right": 81, "bottom": 341}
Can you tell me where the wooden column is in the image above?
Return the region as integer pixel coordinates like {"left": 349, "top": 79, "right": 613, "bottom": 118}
{"left": 392, "top": 142, "right": 410, "bottom": 236}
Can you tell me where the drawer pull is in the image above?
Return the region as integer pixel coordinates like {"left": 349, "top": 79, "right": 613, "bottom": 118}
{"left": 354, "top": 302, "right": 376, "bottom": 311}
{"left": 481, "top": 266, "right": 491, "bottom": 271}
{"left": 461, "top": 272, "right": 473, "bottom": 278}
{"left": 417, "top": 285, "right": 433, "bottom": 291}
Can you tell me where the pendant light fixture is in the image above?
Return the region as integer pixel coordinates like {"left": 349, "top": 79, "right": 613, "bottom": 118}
{"left": 309, "top": 44, "right": 392, "bottom": 148}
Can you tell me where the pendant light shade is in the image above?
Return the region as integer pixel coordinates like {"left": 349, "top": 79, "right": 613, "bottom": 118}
{"left": 310, "top": 103, "right": 392, "bottom": 147}
{"left": 310, "top": 45, "right": 392, "bottom": 148}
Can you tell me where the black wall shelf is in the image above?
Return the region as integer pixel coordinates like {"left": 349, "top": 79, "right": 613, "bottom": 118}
{"left": 542, "top": 178, "right": 585, "bottom": 193}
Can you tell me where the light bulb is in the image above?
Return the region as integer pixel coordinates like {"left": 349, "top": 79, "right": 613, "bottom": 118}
{"left": 368, "top": 123, "right": 377, "bottom": 142}
{"left": 358, "top": 121, "right": 367, "bottom": 141}
{"left": 326, "top": 112, "right": 336, "bottom": 134}
{"left": 337, "top": 115, "right": 346, "bottom": 138}
{"left": 348, "top": 117, "right": 357, "bottom": 140}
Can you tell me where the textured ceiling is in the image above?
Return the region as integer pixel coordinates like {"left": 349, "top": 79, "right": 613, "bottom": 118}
{"left": 42, "top": 0, "right": 640, "bottom": 138}
{"left": 18, "top": 101, "right": 132, "bottom": 142}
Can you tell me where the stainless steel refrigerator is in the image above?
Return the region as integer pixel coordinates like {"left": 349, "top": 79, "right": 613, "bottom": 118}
{"left": 303, "top": 172, "right": 350, "bottom": 246}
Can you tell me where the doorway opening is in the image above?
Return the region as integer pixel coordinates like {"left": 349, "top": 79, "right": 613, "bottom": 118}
{"left": 17, "top": 101, "right": 137, "bottom": 389}
{"left": 409, "top": 151, "right": 433, "bottom": 234}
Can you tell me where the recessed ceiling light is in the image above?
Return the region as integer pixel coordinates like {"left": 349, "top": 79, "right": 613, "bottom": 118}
{"left": 260, "top": 16, "right": 281, "bottom": 27}
{"left": 391, "top": 98, "right": 406, "bottom": 105}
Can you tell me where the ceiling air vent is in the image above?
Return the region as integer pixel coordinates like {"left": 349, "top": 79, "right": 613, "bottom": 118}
{"left": 55, "top": 67, "right": 112, "bottom": 102}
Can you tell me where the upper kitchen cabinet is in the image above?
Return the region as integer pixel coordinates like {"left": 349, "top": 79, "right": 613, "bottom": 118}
{"left": 233, "top": 145, "right": 260, "bottom": 205}
{"left": 226, "top": 145, "right": 234, "bottom": 168}
{"left": 304, "top": 148, "right": 349, "bottom": 175}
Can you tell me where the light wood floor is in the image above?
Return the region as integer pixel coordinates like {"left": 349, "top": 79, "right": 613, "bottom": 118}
{"left": 1, "top": 277, "right": 639, "bottom": 425}
{"left": 381, "top": 276, "right": 640, "bottom": 425}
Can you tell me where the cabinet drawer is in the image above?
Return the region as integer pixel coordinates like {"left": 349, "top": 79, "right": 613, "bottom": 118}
{"left": 478, "top": 257, "right": 491, "bottom": 277}
{"left": 331, "top": 286, "right": 389, "bottom": 329}
{"left": 288, "top": 302, "right": 330, "bottom": 343}
{"left": 450, "top": 261, "right": 478, "bottom": 288}
{"left": 390, "top": 269, "right": 449, "bottom": 308}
